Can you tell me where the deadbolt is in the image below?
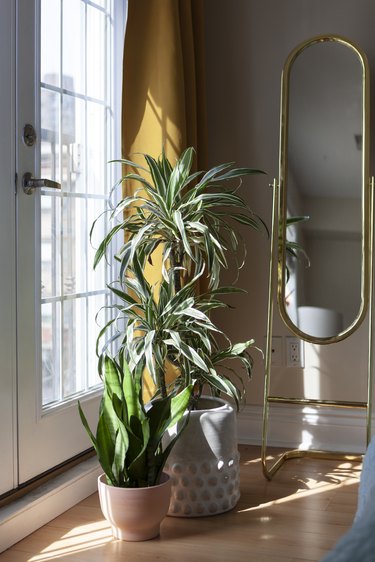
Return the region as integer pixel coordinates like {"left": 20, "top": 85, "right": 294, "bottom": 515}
{"left": 23, "top": 124, "right": 37, "bottom": 147}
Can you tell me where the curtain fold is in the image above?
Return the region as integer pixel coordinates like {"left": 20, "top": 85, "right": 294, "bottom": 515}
{"left": 122, "top": 0, "right": 207, "bottom": 167}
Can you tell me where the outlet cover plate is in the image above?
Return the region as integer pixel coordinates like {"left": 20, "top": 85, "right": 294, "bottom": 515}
{"left": 286, "top": 336, "right": 304, "bottom": 368}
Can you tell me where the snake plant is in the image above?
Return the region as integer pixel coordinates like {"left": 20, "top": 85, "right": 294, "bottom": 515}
{"left": 78, "top": 353, "right": 192, "bottom": 487}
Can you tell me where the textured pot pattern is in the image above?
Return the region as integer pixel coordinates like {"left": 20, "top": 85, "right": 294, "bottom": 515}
{"left": 98, "top": 473, "right": 171, "bottom": 541}
{"left": 165, "top": 397, "right": 240, "bottom": 517}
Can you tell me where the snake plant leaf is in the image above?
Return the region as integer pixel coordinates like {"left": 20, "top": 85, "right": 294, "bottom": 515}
{"left": 112, "top": 422, "right": 128, "bottom": 486}
{"left": 77, "top": 400, "right": 98, "bottom": 451}
{"left": 103, "top": 354, "right": 123, "bottom": 400}
{"left": 147, "top": 385, "right": 192, "bottom": 450}
{"left": 168, "top": 385, "right": 194, "bottom": 428}
{"left": 96, "top": 411, "right": 117, "bottom": 485}
{"left": 120, "top": 355, "right": 139, "bottom": 421}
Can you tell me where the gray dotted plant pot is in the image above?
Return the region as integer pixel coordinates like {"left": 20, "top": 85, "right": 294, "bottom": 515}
{"left": 164, "top": 396, "right": 240, "bottom": 517}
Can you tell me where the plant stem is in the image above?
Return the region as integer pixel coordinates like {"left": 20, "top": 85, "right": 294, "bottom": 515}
{"left": 170, "top": 246, "right": 183, "bottom": 294}
{"left": 156, "top": 364, "right": 167, "bottom": 399}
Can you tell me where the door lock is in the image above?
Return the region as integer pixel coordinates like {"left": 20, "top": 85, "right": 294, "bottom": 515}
{"left": 22, "top": 124, "right": 37, "bottom": 147}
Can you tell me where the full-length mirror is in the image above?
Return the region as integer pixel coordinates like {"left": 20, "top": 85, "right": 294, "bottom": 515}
{"left": 278, "top": 35, "right": 370, "bottom": 343}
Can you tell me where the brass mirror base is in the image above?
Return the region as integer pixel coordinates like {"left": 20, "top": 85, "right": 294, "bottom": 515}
{"left": 262, "top": 178, "right": 375, "bottom": 480}
{"left": 262, "top": 448, "right": 363, "bottom": 481}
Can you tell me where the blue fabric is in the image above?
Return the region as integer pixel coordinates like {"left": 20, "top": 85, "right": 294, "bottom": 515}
{"left": 321, "top": 437, "right": 375, "bottom": 561}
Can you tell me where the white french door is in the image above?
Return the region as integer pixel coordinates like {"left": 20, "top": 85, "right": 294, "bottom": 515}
{"left": 0, "top": 0, "right": 17, "bottom": 496}
{"left": 14, "top": 0, "right": 125, "bottom": 486}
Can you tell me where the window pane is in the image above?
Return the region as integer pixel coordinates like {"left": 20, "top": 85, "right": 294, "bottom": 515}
{"left": 41, "top": 88, "right": 60, "bottom": 184}
{"left": 87, "top": 197, "right": 107, "bottom": 291}
{"left": 87, "top": 102, "right": 105, "bottom": 195}
{"left": 87, "top": 293, "right": 107, "bottom": 387}
{"left": 62, "top": 95, "right": 85, "bottom": 194}
{"left": 87, "top": 5, "right": 106, "bottom": 100}
{"left": 41, "top": 196, "right": 61, "bottom": 299}
{"left": 62, "top": 0, "right": 85, "bottom": 94}
{"left": 42, "top": 302, "right": 61, "bottom": 405}
{"left": 62, "top": 197, "right": 87, "bottom": 295}
{"left": 62, "top": 297, "right": 87, "bottom": 398}
{"left": 41, "top": 0, "right": 60, "bottom": 87}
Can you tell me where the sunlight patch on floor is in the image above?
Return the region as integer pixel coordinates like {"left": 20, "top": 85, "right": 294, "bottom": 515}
{"left": 237, "top": 478, "right": 359, "bottom": 513}
{"left": 28, "top": 521, "right": 112, "bottom": 562}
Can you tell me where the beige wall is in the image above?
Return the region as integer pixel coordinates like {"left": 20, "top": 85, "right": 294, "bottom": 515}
{"left": 203, "top": 0, "right": 375, "bottom": 410}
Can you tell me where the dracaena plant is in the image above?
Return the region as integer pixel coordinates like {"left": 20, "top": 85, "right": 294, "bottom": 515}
{"left": 78, "top": 353, "right": 192, "bottom": 488}
{"left": 98, "top": 256, "right": 255, "bottom": 409}
{"left": 93, "top": 147, "right": 266, "bottom": 408}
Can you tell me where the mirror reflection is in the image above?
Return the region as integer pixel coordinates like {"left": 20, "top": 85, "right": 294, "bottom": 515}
{"left": 280, "top": 37, "right": 368, "bottom": 341}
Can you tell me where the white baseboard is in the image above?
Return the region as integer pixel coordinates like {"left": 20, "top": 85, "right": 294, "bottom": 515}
{"left": 237, "top": 403, "right": 370, "bottom": 454}
{"left": 0, "top": 456, "right": 101, "bottom": 553}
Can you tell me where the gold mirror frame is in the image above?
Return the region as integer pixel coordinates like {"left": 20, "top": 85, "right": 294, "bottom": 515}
{"left": 279, "top": 34, "right": 371, "bottom": 344}
{"left": 262, "top": 35, "right": 375, "bottom": 480}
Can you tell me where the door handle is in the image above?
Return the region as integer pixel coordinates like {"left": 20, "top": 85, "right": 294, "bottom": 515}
{"left": 22, "top": 172, "right": 61, "bottom": 195}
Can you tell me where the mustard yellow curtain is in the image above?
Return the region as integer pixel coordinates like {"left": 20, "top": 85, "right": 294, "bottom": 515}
{"left": 122, "top": 0, "right": 207, "bottom": 167}
{"left": 121, "top": 0, "right": 207, "bottom": 397}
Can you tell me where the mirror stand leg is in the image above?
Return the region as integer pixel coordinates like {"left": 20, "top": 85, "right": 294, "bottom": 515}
{"left": 262, "top": 179, "right": 279, "bottom": 480}
{"left": 366, "top": 177, "right": 375, "bottom": 446}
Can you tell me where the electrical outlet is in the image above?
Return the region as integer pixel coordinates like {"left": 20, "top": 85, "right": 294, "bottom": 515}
{"left": 286, "top": 336, "right": 304, "bottom": 368}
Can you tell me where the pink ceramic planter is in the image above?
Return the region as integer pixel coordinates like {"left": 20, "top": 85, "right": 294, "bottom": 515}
{"left": 98, "top": 473, "right": 172, "bottom": 541}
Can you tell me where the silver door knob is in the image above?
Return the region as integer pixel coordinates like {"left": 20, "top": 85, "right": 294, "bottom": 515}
{"left": 22, "top": 172, "right": 61, "bottom": 195}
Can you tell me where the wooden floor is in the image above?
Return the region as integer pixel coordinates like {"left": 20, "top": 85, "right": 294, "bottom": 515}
{"left": 0, "top": 446, "right": 361, "bottom": 562}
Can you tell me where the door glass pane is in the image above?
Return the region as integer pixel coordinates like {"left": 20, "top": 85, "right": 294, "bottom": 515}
{"left": 41, "top": 196, "right": 61, "bottom": 299}
{"left": 40, "top": 0, "right": 114, "bottom": 407}
{"left": 87, "top": 101, "right": 105, "bottom": 195}
{"left": 41, "top": 0, "right": 60, "bottom": 87}
{"left": 42, "top": 301, "right": 61, "bottom": 405}
{"left": 62, "top": 0, "right": 85, "bottom": 94}
{"left": 62, "top": 95, "right": 85, "bottom": 194}
{"left": 87, "top": 4, "right": 106, "bottom": 100}
{"left": 41, "top": 88, "right": 60, "bottom": 183}
{"left": 62, "top": 297, "right": 87, "bottom": 398}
